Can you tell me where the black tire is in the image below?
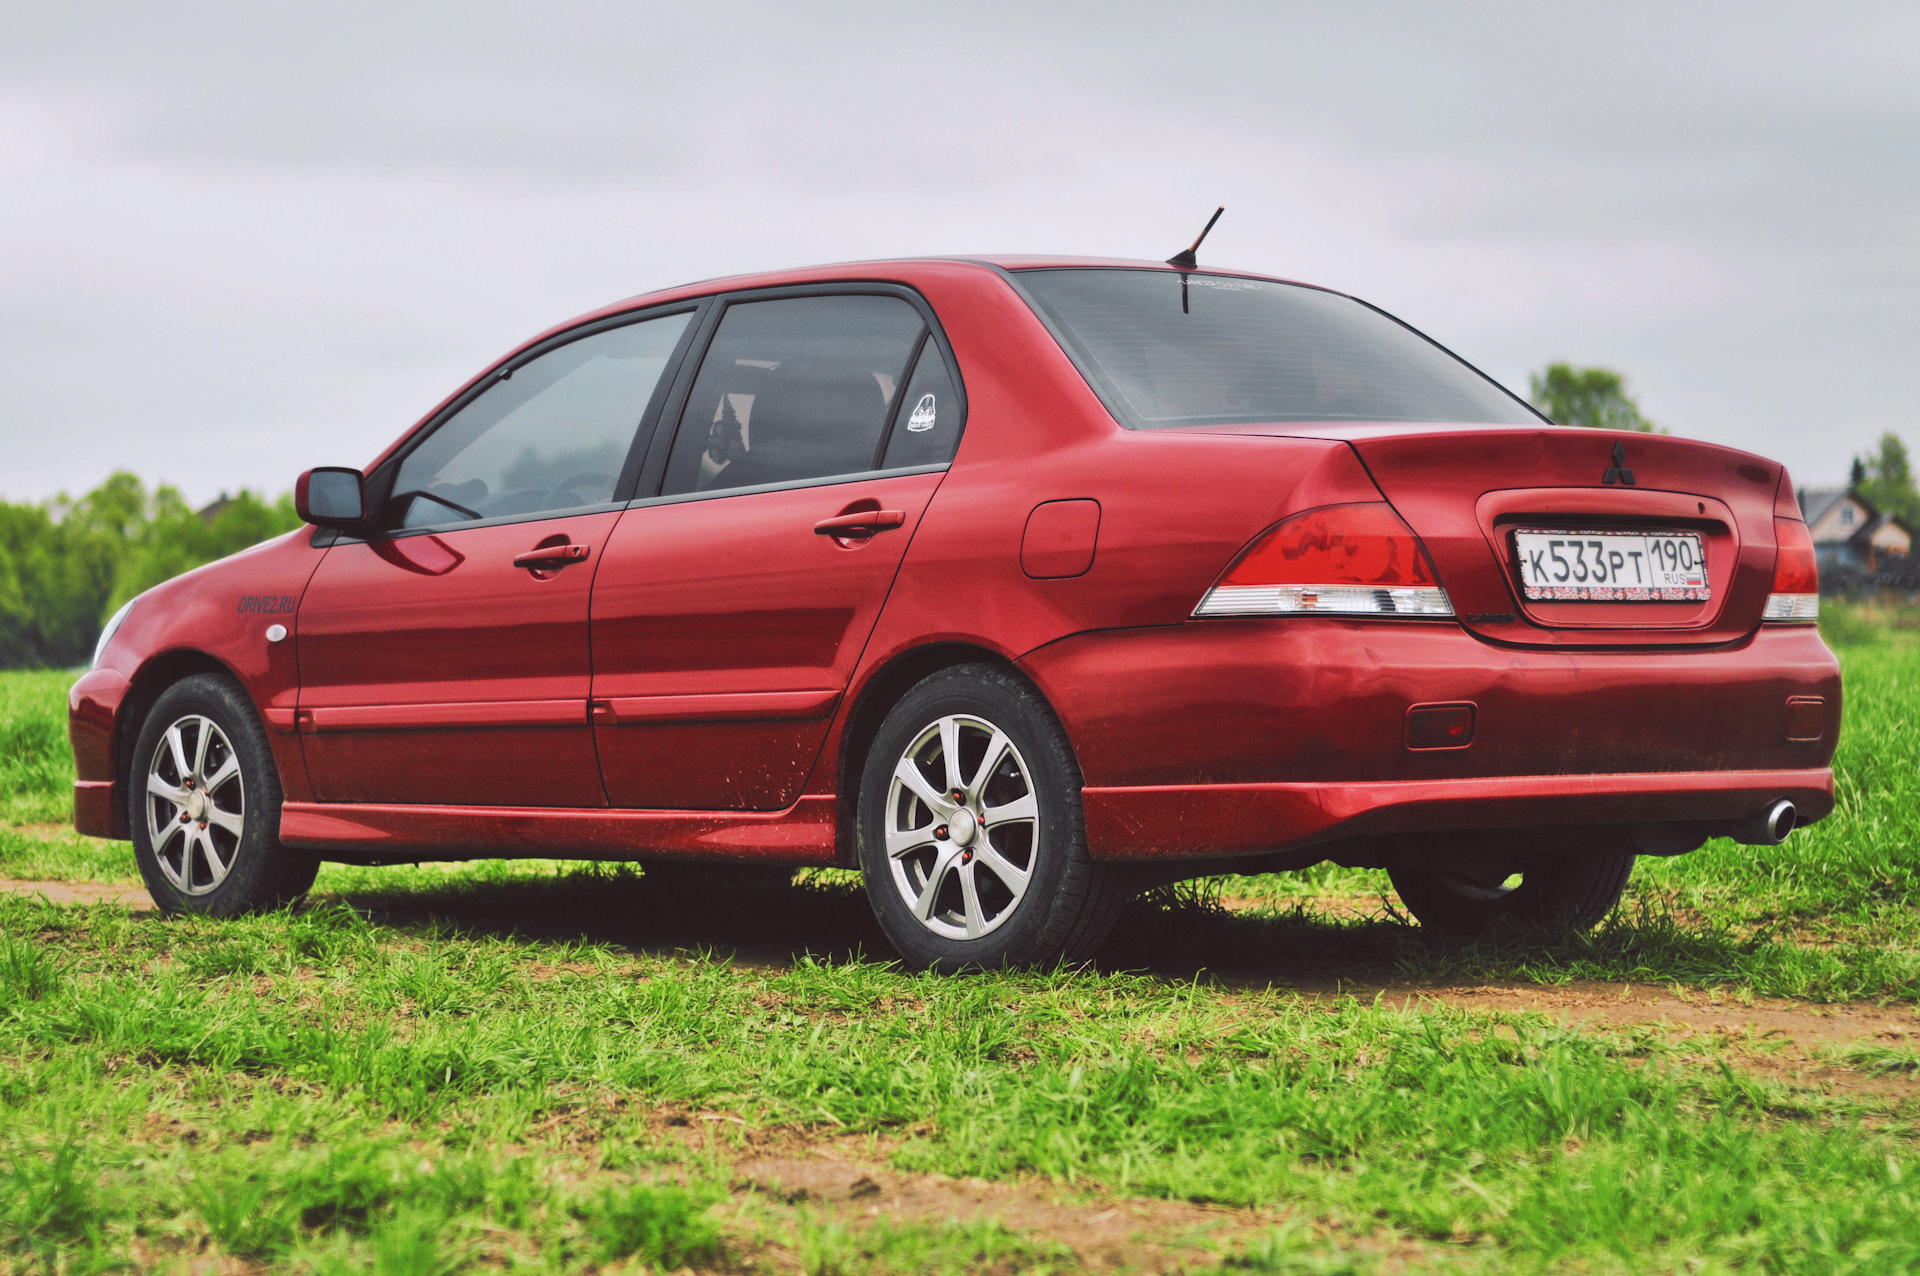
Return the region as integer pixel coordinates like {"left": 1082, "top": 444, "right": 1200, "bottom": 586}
{"left": 128, "top": 673, "right": 319, "bottom": 916}
{"left": 857, "top": 664, "right": 1123, "bottom": 973}
{"left": 1389, "top": 841, "right": 1635, "bottom": 938}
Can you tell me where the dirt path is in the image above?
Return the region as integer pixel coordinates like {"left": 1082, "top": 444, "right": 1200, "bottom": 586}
{"left": 1304, "top": 980, "right": 1920, "bottom": 1102}
{"left": 1, "top": 877, "right": 152, "bottom": 908}
{"left": 729, "top": 1151, "right": 1276, "bottom": 1270}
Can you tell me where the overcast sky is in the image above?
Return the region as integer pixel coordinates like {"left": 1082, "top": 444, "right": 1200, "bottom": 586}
{"left": 2, "top": 1, "right": 1915, "bottom": 505}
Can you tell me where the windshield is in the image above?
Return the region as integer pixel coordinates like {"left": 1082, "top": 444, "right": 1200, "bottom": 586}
{"left": 1014, "top": 268, "right": 1539, "bottom": 429}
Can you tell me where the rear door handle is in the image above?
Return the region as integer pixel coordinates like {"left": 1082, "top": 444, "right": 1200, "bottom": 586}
{"left": 813, "top": 510, "right": 905, "bottom": 536}
{"left": 512, "top": 544, "right": 591, "bottom": 570}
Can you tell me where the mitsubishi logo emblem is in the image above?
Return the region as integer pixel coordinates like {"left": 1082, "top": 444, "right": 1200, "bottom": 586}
{"left": 1602, "top": 440, "right": 1636, "bottom": 486}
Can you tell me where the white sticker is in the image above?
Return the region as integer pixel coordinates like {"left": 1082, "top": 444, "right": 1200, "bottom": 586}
{"left": 906, "top": 393, "right": 937, "bottom": 432}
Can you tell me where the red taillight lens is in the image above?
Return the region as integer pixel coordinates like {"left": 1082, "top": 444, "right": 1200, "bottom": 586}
{"left": 1194, "top": 502, "right": 1454, "bottom": 617}
{"left": 1763, "top": 518, "right": 1818, "bottom": 622}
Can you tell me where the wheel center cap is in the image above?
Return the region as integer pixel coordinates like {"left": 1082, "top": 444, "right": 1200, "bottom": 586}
{"left": 947, "top": 808, "right": 978, "bottom": 846}
{"left": 184, "top": 789, "right": 208, "bottom": 821}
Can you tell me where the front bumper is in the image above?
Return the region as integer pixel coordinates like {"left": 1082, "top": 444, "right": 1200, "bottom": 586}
{"left": 1019, "top": 618, "right": 1840, "bottom": 860}
{"left": 69, "top": 667, "right": 132, "bottom": 839}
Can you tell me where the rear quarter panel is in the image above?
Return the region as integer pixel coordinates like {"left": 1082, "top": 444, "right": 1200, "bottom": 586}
{"left": 810, "top": 264, "right": 1389, "bottom": 795}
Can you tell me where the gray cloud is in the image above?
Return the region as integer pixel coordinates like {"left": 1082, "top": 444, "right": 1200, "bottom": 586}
{"left": 1, "top": 0, "right": 1914, "bottom": 502}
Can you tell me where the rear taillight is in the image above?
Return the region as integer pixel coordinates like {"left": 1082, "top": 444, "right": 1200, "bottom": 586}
{"left": 1763, "top": 518, "right": 1819, "bottom": 622}
{"left": 1194, "top": 502, "right": 1454, "bottom": 618}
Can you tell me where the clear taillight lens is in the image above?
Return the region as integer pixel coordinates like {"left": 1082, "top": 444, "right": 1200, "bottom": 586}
{"left": 1763, "top": 517, "right": 1818, "bottom": 622}
{"left": 1193, "top": 502, "right": 1454, "bottom": 618}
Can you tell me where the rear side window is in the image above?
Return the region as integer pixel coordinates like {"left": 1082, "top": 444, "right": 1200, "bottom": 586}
{"left": 1016, "top": 268, "right": 1538, "bottom": 429}
{"left": 387, "top": 311, "right": 691, "bottom": 529}
{"left": 880, "top": 337, "right": 963, "bottom": 469}
{"left": 664, "top": 295, "right": 928, "bottom": 495}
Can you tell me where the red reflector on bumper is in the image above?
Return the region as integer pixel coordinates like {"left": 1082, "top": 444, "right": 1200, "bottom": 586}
{"left": 1784, "top": 696, "right": 1826, "bottom": 742}
{"left": 1405, "top": 702, "right": 1475, "bottom": 750}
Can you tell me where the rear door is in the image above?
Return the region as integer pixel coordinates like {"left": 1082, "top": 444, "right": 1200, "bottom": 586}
{"left": 589, "top": 288, "right": 965, "bottom": 810}
{"left": 297, "top": 308, "right": 697, "bottom": 805}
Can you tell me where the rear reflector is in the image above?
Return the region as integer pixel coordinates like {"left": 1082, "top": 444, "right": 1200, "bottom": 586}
{"left": 1763, "top": 518, "right": 1819, "bottom": 623}
{"left": 1783, "top": 696, "right": 1825, "bottom": 742}
{"left": 1194, "top": 503, "right": 1454, "bottom": 618}
{"left": 1405, "top": 702, "right": 1475, "bottom": 750}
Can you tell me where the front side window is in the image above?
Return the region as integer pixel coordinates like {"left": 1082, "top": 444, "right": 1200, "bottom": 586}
{"left": 1016, "top": 268, "right": 1539, "bottom": 429}
{"left": 387, "top": 311, "right": 691, "bottom": 529}
{"left": 663, "top": 294, "right": 928, "bottom": 495}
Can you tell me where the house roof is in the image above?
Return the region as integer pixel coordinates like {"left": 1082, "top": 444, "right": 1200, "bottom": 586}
{"left": 1798, "top": 487, "right": 1862, "bottom": 530}
{"left": 1860, "top": 511, "right": 1915, "bottom": 544}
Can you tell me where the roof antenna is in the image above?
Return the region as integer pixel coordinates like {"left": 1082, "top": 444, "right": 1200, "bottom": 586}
{"left": 1166, "top": 206, "right": 1224, "bottom": 270}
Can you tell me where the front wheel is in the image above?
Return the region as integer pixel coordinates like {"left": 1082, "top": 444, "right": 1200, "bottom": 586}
{"left": 1389, "top": 840, "right": 1635, "bottom": 938}
{"left": 129, "top": 673, "right": 319, "bottom": 916}
{"left": 857, "top": 665, "right": 1122, "bottom": 973}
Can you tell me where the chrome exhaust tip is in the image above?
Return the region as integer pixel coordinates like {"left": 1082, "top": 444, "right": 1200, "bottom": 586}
{"left": 1731, "top": 799, "right": 1797, "bottom": 846}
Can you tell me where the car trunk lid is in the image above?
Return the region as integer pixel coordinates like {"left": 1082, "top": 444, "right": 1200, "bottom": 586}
{"left": 1197, "top": 423, "right": 1787, "bottom": 647}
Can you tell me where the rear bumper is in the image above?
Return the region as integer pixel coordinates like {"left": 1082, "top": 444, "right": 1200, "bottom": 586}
{"left": 1018, "top": 618, "right": 1841, "bottom": 860}
{"left": 1083, "top": 768, "right": 1834, "bottom": 859}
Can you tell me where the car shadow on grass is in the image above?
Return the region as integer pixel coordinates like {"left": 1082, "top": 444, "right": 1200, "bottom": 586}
{"left": 306, "top": 861, "right": 1879, "bottom": 999}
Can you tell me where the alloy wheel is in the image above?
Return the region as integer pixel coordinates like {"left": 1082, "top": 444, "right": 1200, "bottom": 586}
{"left": 883, "top": 713, "right": 1039, "bottom": 940}
{"left": 145, "top": 714, "right": 245, "bottom": 896}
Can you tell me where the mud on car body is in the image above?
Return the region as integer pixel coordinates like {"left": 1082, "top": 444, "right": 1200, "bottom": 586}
{"left": 71, "top": 255, "right": 1839, "bottom": 970}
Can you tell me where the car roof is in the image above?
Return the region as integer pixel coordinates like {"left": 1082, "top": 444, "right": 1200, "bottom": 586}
{"left": 559, "top": 255, "right": 1322, "bottom": 331}
{"left": 367, "top": 255, "right": 1327, "bottom": 473}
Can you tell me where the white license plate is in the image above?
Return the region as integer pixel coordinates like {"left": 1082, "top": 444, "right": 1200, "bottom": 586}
{"left": 1512, "top": 529, "right": 1709, "bottom": 601}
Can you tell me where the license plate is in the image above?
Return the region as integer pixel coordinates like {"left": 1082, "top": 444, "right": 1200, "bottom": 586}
{"left": 1512, "top": 529, "right": 1709, "bottom": 601}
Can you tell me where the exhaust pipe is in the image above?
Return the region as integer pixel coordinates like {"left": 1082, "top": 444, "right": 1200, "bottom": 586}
{"left": 1730, "top": 799, "right": 1797, "bottom": 846}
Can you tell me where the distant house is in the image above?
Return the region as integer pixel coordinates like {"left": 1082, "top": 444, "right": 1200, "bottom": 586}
{"left": 1797, "top": 487, "right": 1913, "bottom": 576}
{"left": 196, "top": 493, "right": 233, "bottom": 526}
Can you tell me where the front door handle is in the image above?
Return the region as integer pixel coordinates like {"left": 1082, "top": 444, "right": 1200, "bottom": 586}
{"left": 513, "top": 544, "right": 591, "bottom": 570}
{"left": 813, "top": 510, "right": 905, "bottom": 537}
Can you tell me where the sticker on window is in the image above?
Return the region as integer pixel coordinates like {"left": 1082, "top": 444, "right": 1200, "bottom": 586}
{"left": 906, "top": 394, "right": 936, "bottom": 432}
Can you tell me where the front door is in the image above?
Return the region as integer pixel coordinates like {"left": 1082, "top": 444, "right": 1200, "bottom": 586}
{"left": 297, "top": 309, "right": 694, "bottom": 806}
{"left": 590, "top": 290, "right": 965, "bottom": 810}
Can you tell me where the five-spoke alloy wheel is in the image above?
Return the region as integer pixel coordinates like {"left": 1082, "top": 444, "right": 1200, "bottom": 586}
{"left": 859, "top": 664, "right": 1122, "bottom": 972}
{"left": 129, "top": 673, "right": 318, "bottom": 916}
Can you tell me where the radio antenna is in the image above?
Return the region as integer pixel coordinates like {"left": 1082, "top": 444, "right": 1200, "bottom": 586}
{"left": 1166, "top": 206, "right": 1224, "bottom": 269}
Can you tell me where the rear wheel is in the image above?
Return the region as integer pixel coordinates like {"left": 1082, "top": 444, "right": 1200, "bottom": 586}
{"left": 129, "top": 673, "right": 319, "bottom": 916}
{"left": 1389, "top": 841, "right": 1635, "bottom": 937}
{"left": 857, "top": 665, "right": 1122, "bottom": 972}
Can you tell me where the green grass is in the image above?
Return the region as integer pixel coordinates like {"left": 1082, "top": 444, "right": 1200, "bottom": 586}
{"left": 0, "top": 894, "right": 1914, "bottom": 1273}
{"left": 0, "top": 669, "right": 74, "bottom": 827}
{"left": 2, "top": 620, "right": 1917, "bottom": 1272}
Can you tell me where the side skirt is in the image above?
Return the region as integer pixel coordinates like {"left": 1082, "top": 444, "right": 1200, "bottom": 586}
{"left": 278, "top": 794, "right": 839, "bottom": 865}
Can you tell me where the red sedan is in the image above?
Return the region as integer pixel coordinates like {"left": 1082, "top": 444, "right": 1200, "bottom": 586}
{"left": 69, "top": 255, "right": 1839, "bottom": 970}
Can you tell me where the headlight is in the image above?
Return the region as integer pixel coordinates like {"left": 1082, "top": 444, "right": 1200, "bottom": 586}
{"left": 92, "top": 597, "right": 138, "bottom": 669}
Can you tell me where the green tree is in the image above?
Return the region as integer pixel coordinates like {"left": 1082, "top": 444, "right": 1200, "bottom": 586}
{"left": 1853, "top": 432, "right": 1920, "bottom": 527}
{"left": 0, "top": 474, "right": 301, "bottom": 669}
{"left": 1529, "top": 363, "right": 1662, "bottom": 432}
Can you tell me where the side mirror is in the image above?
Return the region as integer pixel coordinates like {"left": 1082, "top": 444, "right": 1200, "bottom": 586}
{"left": 295, "top": 467, "right": 366, "bottom": 529}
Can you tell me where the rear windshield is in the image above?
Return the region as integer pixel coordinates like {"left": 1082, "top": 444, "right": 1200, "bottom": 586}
{"left": 1015, "top": 268, "right": 1539, "bottom": 429}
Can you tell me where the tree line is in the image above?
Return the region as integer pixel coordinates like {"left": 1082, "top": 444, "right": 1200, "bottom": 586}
{"left": 1532, "top": 361, "right": 1920, "bottom": 526}
{"left": 3, "top": 366, "right": 1912, "bottom": 669}
{"left": 0, "top": 473, "right": 300, "bottom": 668}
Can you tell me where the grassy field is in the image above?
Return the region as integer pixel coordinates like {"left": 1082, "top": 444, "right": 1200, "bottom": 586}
{"left": 2, "top": 622, "right": 1916, "bottom": 1273}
